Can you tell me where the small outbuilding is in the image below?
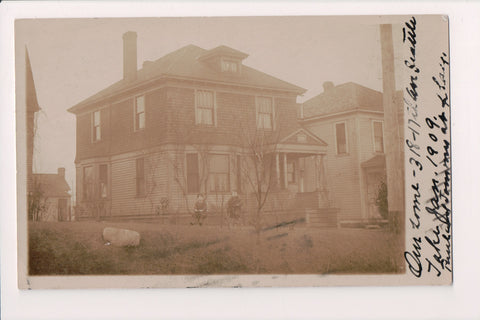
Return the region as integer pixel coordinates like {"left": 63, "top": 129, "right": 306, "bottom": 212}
{"left": 30, "top": 168, "right": 72, "bottom": 221}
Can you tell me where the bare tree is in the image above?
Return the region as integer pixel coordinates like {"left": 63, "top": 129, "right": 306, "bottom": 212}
{"left": 238, "top": 123, "right": 281, "bottom": 239}
{"left": 28, "top": 177, "right": 48, "bottom": 221}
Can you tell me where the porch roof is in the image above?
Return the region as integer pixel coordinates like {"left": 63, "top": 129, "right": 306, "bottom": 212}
{"left": 277, "top": 128, "right": 327, "bottom": 155}
{"left": 361, "top": 154, "right": 386, "bottom": 168}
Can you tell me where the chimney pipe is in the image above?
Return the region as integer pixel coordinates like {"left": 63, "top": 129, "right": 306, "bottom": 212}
{"left": 123, "top": 31, "right": 137, "bottom": 81}
{"left": 323, "top": 81, "right": 334, "bottom": 92}
{"left": 58, "top": 167, "right": 65, "bottom": 178}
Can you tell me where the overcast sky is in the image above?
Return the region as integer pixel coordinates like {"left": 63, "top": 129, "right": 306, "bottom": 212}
{"left": 15, "top": 17, "right": 404, "bottom": 196}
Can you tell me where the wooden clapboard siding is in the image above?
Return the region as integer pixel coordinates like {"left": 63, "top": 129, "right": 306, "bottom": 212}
{"left": 110, "top": 151, "right": 169, "bottom": 216}
{"left": 305, "top": 115, "right": 362, "bottom": 221}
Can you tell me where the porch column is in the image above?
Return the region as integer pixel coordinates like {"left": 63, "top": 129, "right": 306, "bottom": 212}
{"left": 276, "top": 153, "right": 280, "bottom": 187}
{"left": 283, "top": 153, "right": 288, "bottom": 188}
{"left": 316, "top": 154, "right": 329, "bottom": 207}
{"left": 316, "top": 154, "right": 327, "bottom": 191}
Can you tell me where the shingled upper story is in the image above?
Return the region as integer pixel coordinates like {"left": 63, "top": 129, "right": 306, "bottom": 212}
{"left": 67, "top": 32, "right": 321, "bottom": 163}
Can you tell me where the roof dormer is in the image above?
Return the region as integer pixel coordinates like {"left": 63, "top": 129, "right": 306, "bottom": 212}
{"left": 197, "top": 45, "right": 248, "bottom": 75}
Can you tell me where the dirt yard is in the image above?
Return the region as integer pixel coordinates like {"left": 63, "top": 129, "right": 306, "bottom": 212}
{"left": 28, "top": 221, "right": 404, "bottom": 275}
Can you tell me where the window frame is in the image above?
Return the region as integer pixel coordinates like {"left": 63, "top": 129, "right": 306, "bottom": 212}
{"left": 134, "top": 95, "right": 146, "bottom": 132}
{"left": 287, "top": 159, "right": 296, "bottom": 184}
{"left": 372, "top": 120, "right": 385, "bottom": 153}
{"left": 221, "top": 58, "right": 239, "bottom": 73}
{"left": 334, "top": 121, "right": 349, "bottom": 155}
{"left": 255, "top": 96, "right": 275, "bottom": 130}
{"left": 207, "top": 153, "right": 231, "bottom": 193}
{"left": 82, "top": 166, "right": 94, "bottom": 201}
{"left": 194, "top": 89, "right": 217, "bottom": 126}
{"left": 92, "top": 110, "right": 101, "bottom": 142}
{"left": 98, "top": 164, "right": 109, "bottom": 199}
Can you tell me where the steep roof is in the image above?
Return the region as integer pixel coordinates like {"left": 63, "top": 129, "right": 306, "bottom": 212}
{"left": 32, "top": 174, "right": 71, "bottom": 198}
{"left": 26, "top": 47, "right": 40, "bottom": 113}
{"left": 302, "top": 82, "right": 383, "bottom": 118}
{"left": 69, "top": 44, "right": 306, "bottom": 113}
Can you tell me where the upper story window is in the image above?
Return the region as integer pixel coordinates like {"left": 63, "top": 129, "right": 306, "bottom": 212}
{"left": 373, "top": 121, "right": 384, "bottom": 153}
{"left": 134, "top": 95, "right": 145, "bottom": 131}
{"left": 335, "top": 122, "right": 348, "bottom": 155}
{"left": 195, "top": 90, "right": 215, "bottom": 126}
{"left": 256, "top": 96, "right": 274, "bottom": 129}
{"left": 221, "top": 59, "right": 238, "bottom": 73}
{"left": 92, "top": 110, "right": 101, "bottom": 142}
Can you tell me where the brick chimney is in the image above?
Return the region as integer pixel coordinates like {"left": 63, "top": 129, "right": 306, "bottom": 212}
{"left": 123, "top": 31, "right": 137, "bottom": 81}
{"left": 58, "top": 167, "right": 65, "bottom": 178}
{"left": 323, "top": 81, "right": 334, "bottom": 92}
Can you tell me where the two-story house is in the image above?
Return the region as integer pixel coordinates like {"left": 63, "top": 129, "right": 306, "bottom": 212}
{"left": 301, "top": 81, "right": 404, "bottom": 225}
{"left": 68, "top": 31, "right": 329, "bottom": 221}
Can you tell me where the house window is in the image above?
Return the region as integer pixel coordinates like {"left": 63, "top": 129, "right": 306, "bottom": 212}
{"left": 287, "top": 160, "right": 296, "bottom": 183}
{"left": 135, "top": 95, "right": 145, "bottom": 131}
{"left": 136, "top": 158, "right": 146, "bottom": 197}
{"left": 195, "top": 90, "right": 215, "bottom": 126}
{"left": 186, "top": 153, "right": 200, "bottom": 194}
{"left": 221, "top": 60, "right": 238, "bottom": 73}
{"left": 92, "top": 110, "right": 101, "bottom": 142}
{"left": 335, "top": 122, "right": 348, "bottom": 155}
{"left": 99, "top": 164, "right": 108, "bottom": 198}
{"left": 208, "top": 154, "right": 230, "bottom": 193}
{"left": 257, "top": 96, "right": 274, "bottom": 129}
{"left": 83, "top": 166, "right": 94, "bottom": 201}
{"left": 373, "top": 121, "right": 384, "bottom": 153}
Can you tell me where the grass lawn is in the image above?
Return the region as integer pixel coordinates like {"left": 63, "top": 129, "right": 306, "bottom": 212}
{"left": 28, "top": 221, "right": 404, "bottom": 275}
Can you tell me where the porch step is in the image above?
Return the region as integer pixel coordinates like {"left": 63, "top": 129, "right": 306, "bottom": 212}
{"left": 306, "top": 208, "right": 339, "bottom": 228}
{"left": 295, "top": 192, "right": 320, "bottom": 209}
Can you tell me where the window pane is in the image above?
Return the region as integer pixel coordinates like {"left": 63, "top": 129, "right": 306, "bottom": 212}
{"left": 258, "top": 97, "right": 272, "bottom": 113}
{"left": 94, "top": 111, "right": 100, "bottom": 126}
{"left": 257, "top": 97, "right": 273, "bottom": 129}
{"left": 99, "top": 164, "right": 107, "bottom": 182}
{"left": 200, "top": 108, "right": 213, "bottom": 125}
{"left": 263, "top": 114, "right": 272, "bottom": 129}
{"left": 287, "top": 161, "right": 295, "bottom": 183}
{"left": 197, "top": 91, "right": 213, "bottom": 108}
{"left": 95, "top": 126, "right": 101, "bottom": 141}
{"left": 136, "top": 96, "right": 145, "bottom": 112}
{"left": 208, "top": 155, "right": 229, "bottom": 192}
{"left": 336, "top": 123, "right": 347, "bottom": 154}
{"left": 196, "top": 91, "right": 214, "bottom": 125}
{"left": 209, "top": 154, "right": 229, "bottom": 173}
{"left": 83, "top": 166, "right": 94, "bottom": 200}
{"left": 99, "top": 164, "right": 108, "bottom": 198}
{"left": 138, "top": 112, "right": 145, "bottom": 129}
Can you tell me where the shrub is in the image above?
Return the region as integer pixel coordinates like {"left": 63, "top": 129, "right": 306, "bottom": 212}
{"left": 375, "top": 181, "right": 388, "bottom": 219}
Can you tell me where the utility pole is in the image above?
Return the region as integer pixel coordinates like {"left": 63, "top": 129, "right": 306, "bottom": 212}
{"left": 380, "top": 24, "right": 405, "bottom": 234}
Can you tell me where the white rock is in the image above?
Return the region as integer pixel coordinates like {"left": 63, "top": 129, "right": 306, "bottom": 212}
{"left": 102, "top": 227, "right": 140, "bottom": 247}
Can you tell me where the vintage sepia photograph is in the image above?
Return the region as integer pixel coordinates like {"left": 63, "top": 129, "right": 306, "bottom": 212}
{"left": 15, "top": 15, "right": 451, "bottom": 288}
